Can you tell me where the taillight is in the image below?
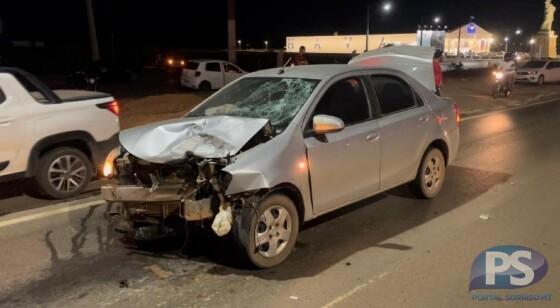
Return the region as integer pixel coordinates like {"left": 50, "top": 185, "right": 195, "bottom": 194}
{"left": 453, "top": 103, "right": 461, "bottom": 126}
{"left": 97, "top": 100, "right": 120, "bottom": 117}
{"left": 195, "top": 71, "right": 201, "bottom": 77}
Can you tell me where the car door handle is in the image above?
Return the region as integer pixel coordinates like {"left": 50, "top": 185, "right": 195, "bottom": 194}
{"left": 419, "top": 115, "right": 430, "bottom": 123}
{"left": 0, "top": 118, "right": 14, "bottom": 126}
{"left": 366, "top": 132, "right": 380, "bottom": 141}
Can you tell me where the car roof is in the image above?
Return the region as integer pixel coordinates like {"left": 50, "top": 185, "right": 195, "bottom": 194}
{"left": 248, "top": 64, "right": 363, "bottom": 80}
{"left": 190, "top": 59, "right": 228, "bottom": 64}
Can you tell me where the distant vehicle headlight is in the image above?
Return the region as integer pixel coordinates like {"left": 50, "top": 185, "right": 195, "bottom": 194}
{"left": 180, "top": 60, "right": 186, "bottom": 66}
{"left": 103, "top": 147, "right": 121, "bottom": 178}
{"left": 167, "top": 58, "right": 174, "bottom": 65}
{"left": 493, "top": 71, "right": 504, "bottom": 80}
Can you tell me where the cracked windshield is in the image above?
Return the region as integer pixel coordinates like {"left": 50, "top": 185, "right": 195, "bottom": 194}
{"left": 188, "top": 77, "right": 319, "bottom": 133}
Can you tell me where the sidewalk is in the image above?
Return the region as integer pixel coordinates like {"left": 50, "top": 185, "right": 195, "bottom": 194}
{"left": 117, "top": 70, "right": 560, "bottom": 129}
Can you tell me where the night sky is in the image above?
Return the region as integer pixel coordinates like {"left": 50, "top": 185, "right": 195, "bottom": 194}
{"left": 0, "top": 0, "right": 556, "bottom": 50}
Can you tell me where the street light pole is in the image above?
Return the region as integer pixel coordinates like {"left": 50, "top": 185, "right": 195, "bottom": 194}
{"left": 365, "top": 5, "right": 371, "bottom": 51}
{"left": 227, "top": 0, "right": 237, "bottom": 64}
{"left": 86, "top": 0, "right": 100, "bottom": 62}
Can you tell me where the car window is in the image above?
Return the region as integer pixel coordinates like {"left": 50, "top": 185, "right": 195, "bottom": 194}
{"left": 0, "top": 87, "right": 5, "bottom": 104}
{"left": 550, "top": 62, "right": 560, "bottom": 69}
{"left": 309, "top": 77, "right": 370, "bottom": 128}
{"left": 186, "top": 61, "right": 199, "bottom": 70}
{"left": 370, "top": 75, "right": 417, "bottom": 115}
{"left": 225, "top": 63, "right": 242, "bottom": 74}
{"left": 205, "top": 62, "right": 221, "bottom": 72}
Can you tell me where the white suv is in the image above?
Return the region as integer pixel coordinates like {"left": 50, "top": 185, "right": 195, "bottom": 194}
{"left": 180, "top": 60, "right": 246, "bottom": 90}
{"left": 0, "top": 67, "right": 120, "bottom": 199}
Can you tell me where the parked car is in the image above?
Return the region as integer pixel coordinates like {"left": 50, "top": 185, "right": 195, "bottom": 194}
{"left": 180, "top": 60, "right": 246, "bottom": 90}
{"left": 0, "top": 67, "right": 120, "bottom": 199}
{"left": 102, "top": 47, "right": 460, "bottom": 268}
{"left": 66, "top": 61, "right": 141, "bottom": 90}
{"left": 516, "top": 60, "right": 560, "bottom": 85}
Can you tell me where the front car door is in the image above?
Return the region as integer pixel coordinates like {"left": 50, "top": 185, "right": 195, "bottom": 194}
{"left": 223, "top": 62, "right": 244, "bottom": 85}
{"left": 370, "top": 74, "right": 432, "bottom": 191}
{"left": 204, "top": 62, "right": 224, "bottom": 89}
{"left": 304, "top": 76, "right": 381, "bottom": 215}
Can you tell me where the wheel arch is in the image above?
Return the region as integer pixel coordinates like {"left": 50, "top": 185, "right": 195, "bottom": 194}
{"left": 427, "top": 139, "right": 449, "bottom": 165}
{"left": 267, "top": 182, "right": 305, "bottom": 225}
{"left": 27, "top": 131, "right": 95, "bottom": 177}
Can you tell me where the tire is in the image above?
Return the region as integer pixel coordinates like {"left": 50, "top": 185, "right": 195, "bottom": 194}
{"left": 198, "top": 81, "right": 211, "bottom": 91}
{"left": 34, "top": 147, "right": 92, "bottom": 199}
{"left": 537, "top": 75, "right": 545, "bottom": 86}
{"left": 232, "top": 194, "right": 299, "bottom": 268}
{"left": 409, "top": 147, "right": 446, "bottom": 199}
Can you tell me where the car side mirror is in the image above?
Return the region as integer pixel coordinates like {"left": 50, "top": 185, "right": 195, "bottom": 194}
{"left": 313, "top": 114, "right": 345, "bottom": 135}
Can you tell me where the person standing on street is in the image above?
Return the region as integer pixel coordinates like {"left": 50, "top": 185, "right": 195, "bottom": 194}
{"left": 433, "top": 50, "right": 444, "bottom": 96}
{"left": 293, "top": 46, "right": 309, "bottom": 66}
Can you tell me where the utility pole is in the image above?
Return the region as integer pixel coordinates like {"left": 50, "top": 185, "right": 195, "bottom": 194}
{"left": 456, "top": 25, "right": 462, "bottom": 56}
{"left": 227, "top": 0, "right": 237, "bottom": 64}
{"left": 365, "top": 5, "right": 371, "bottom": 51}
{"left": 86, "top": 0, "right": 100, "bottom": 62}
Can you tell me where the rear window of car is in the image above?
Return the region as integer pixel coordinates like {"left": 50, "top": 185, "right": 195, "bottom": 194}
{"left": 186, "top": 61, "right": 199, "bottom": 70}
{"left": 205, "top": 62, "right": 221, "bottom": 72}
{"left": 371, "top": 75, "right": 417, "bottom": 115}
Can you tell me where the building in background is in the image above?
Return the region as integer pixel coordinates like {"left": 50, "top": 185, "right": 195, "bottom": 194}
{"left": 286, "top": 22, "right": 494, "bottom": 55}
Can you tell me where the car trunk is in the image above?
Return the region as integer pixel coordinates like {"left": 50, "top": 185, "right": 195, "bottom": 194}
{"left": 53, "top": 90, "right": 112, "bottom": 103}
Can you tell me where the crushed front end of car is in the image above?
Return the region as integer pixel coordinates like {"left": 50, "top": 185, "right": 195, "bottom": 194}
{"left": 102, "top": 115, "right": 274, "bottom": 241}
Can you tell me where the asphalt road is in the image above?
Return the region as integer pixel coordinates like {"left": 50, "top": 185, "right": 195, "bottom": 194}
{"left": 1, "top": 100, "right": 559, "bottom": 307}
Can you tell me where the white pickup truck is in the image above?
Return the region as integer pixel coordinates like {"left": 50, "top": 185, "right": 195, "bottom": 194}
{"left": 0, "top": 67, "right": 120, "bottom": 199}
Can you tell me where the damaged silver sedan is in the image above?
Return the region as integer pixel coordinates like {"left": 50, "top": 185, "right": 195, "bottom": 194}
{"left": 102, "top": 47, "right": 460, "bottom": 268}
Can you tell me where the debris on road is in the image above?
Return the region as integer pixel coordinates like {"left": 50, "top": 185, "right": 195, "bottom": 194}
{"left": 145, "top": 264, "right": 173, "bottom": 279}
{"left": 479, "top": 214, "right": 490, "bottom": 220}
{"left": 289, "top": 296, "right": 299, "bottom": 300}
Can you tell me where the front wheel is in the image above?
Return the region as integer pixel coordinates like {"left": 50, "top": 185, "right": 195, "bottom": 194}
{"left": 537, "top": 75, "right": 545, "bottom": 86}
{"left": 233, "top": 194, "right": 299, "bottom": 268}
{"left": 409, "top": 147, "right": 446, "bottom": 199}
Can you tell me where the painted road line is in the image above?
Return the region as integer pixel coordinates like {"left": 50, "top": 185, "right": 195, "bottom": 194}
{"left": 0, "top": 199, "right": 106, "bottom": 229}
{"left": 321, "top": 272, "right": 389, "bottom": 308}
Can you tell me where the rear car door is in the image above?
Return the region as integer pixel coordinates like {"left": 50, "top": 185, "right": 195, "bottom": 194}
{"left": 204, "top": 62, "right": 224, "bottom": 89}
{"left": 304, "top": 76, "right": 381, "bottom": 215}
{"left": 0, "top": 81, "right": 27, "bottom": 176}
{"left": 223, "top": 63, "right": 244, "bottom": 85}
{"left": 370, "top": 75, "right": 432, "bottom": 190}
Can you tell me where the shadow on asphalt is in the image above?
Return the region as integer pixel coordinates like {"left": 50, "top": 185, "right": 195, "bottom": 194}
{"left": 127, "top": 165, "right": 512, "bottom": 279}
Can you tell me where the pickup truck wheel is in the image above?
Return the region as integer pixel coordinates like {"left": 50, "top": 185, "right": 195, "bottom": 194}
{"left": 35, "top": 147, "right": 92, "bottom": 199}
{"left": 233, "top": 194, "right": 299, "bottom": 268}
{"left": 409, "top": 147, "right": 446, "bottom": 199}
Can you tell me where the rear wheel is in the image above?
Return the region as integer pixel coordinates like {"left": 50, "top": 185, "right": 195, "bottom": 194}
{"left": 233, "top": 194, "right": 299, "bottom": 268}
{"left": 410, "top": 147, "right": 446, "bottom": 199}
{"left": 537, "top": 75, "right": 545, "bottom": 86}
{"left": 34, "top": 147, "right": 92, "bottom": 199}
{"left": 198, "top": 81, "right": 211, "bottom": 91}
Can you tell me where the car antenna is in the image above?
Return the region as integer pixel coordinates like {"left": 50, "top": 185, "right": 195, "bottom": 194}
{"left": 278, "top": 57, "right": 292, "bottom": 75}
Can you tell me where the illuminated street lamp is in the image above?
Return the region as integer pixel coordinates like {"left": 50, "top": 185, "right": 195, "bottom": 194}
{"left": 515, "top": 28, "right": 522, "bottom": 35}
{"left": 366, "top": 2, "right": 393, "bottom": 51}
{"left": 237, "top": 39, "right": 242, "bottom": 49}
{"left": 264, "top": 40, "right": 269, "bottom": 49}
{"left": 504, "top": 36, "right": 510, "bottom": 52}
{"left": 382, "top": 2, "right": 392, "bottom": 12}
{"left": 529, "top": 38, "right": 536, "bottom": 45}
{"left": 434, "top": 16, "right": 441, "bottom": 24}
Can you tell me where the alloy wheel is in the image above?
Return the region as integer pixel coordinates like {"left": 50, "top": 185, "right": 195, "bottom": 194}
{"left": 48, "top": 155, "right": 87, "bottom": 193}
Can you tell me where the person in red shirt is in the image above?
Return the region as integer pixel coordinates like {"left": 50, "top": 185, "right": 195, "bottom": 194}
{"left": 433, "top": 50, "right": 444, "bottom": 96}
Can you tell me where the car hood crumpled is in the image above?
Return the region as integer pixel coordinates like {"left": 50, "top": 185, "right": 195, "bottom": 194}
{"left": 119, "top": 116, "right": 270, "bottom": 164}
